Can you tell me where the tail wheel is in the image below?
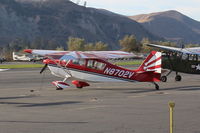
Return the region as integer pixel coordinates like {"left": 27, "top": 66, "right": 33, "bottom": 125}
{"left": 155, "top": 83, "right": 159, "bottom": 90}
{"left": 161, "top": 76, "right": 167, "bottom": 82}
{"left": 153, "top": 82, "right": 159, "bottom": 90}
{"left": 175, "top": 75, "right": 181, "bottom": 81}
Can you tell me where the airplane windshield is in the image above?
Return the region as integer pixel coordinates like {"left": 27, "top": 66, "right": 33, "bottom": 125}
{"left": 182, "top": 54, "right": 188, "bottom": 60}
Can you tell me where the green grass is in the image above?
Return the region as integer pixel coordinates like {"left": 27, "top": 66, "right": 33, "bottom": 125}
{"left": 0, "top": 64, "right": 43, "bottom": 69}
{"left": 114, "top": 60, "right": 143, "bottom": 66}
{"left": 0, "top": 60, "right": 143, "bottom": 69}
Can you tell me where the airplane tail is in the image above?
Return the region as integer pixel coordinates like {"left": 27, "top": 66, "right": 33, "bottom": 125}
{"left": 136, "top": 51, "right": 162, "bottom": 82}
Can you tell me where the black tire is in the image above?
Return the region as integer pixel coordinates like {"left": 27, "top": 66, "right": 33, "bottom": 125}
{"left": 155, "top": 84, "right": 159, "bottom": 90}
{"left": 175, "top": 75, "right": 181, "bottom": 81}
{"left": 77, "top": 86, "right": 83, "bottom": 89}
{"left": 161, "top": 76, "right": 167, "bottom": 82}
{"left": 56, "top": 87, "right": 63, "bottom": 90}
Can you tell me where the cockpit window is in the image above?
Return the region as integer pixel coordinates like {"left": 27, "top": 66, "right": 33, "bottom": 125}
{"left": 182, "top": 54, "right": 188, "bottom": 60}
{"left": 193, "top": 55, "right": 198, "bottom": 61}
{"left": 72, "top": 59, "right": 85, "bottom": 66}
{"left": 189, "top": 54, "right": 193, "bottom": 61}
{"left": 94, "top": 61, "right": 106, "bottom": 70}
{"left": 87, "top": 60, "right": 94, "bottom": 68}
{"left": 87, "top": 60, "right": 106, "bottom": 70}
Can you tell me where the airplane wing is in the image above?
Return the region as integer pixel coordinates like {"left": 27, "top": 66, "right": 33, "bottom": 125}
{"left": 147, "top": 44, "right": 196, "bottom": 54}
{"left": 184, "top": 47, "right": 200, "bottom": 55}
{"left": 24, "top": 49, "right": 136, "bottom": 60}
{"left": 147, "top": 44, "right": 182, "bottom": 52}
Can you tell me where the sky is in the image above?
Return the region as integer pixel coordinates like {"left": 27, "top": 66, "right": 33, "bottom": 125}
{"left": 70, "top": 0, "right": 200, "bottom": 21}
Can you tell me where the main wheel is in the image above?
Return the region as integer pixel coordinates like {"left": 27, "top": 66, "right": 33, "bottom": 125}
{"left": 175, "top": 75, "right": 181, "bottom": 81}
{"left": 56, "top": 87, "right": 63, "bottom": 90}
{"left": 161, "top": 76, "right": 167, "bottom": 82}
{"left": 76, "top": 85, "right": 83, "bottom": 89}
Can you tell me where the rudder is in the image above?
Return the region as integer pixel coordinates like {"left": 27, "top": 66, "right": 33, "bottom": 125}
{"left": 137, "top": 51, "right": 162, "bottom": 74}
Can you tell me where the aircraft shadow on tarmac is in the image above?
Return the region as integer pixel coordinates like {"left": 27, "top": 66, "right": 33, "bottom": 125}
{"left": 90, "top": 85, "right": 200, "bottom": 94}
{"left": 0, "top": 101, "right": 82, "bottom": 107}
{"left": 164, "top": 85, "right": 200, "bottom": 91}
{"left": 124, "top": 85, "right": 200, "bottom": 93}
{"left": 0, "top": 120, "right": 88, "bottom": 124}
{"left": 0, "top": 96, "right": 35, "bottom": 100}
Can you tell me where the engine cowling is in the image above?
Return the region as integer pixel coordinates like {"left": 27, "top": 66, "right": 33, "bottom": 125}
{"left": 71, "top": 80, "right": 90, "bottom": 88}
{"left": 51, "top": 81, "right": 70, "bottom": 90}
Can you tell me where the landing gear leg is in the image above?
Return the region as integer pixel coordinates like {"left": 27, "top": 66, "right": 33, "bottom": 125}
{"left": 161, "top": 70, "right": 172, "bottom": 82}
{"left": 175, "top": 72, "right": 182, "bottom": 81}
{"left": 153, "top": 82, "right": 159, "bottom": 90}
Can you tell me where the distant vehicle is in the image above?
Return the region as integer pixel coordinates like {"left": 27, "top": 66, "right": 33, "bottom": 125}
{"left": 12, "top": 52, "right": 43, "bottom": 62}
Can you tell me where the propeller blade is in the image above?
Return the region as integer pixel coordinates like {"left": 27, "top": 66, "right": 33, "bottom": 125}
{"left": 40, "top": 64, "right": 48, "bottom": 74}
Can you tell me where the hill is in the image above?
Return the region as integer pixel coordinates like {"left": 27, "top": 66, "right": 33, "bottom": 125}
{"left": 0, "top": 0, "right": 160, "bottom": 49}
{"left": 129, "top": 10, "right": 200, "bottom": 44}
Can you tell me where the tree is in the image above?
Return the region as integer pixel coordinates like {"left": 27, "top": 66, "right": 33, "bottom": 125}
{"left": 9, "top": 38, "right": 30, "bottom": 52}
{"left": 94, "top": 41, "right": 108, "bottom": 51}
{"left": 119, "top": 35, "right": 141, "bottom": 52}
{"left": 185, "top": 43, "right": 200, "bottom": 48}
{"left": 141, "top": 38, "right": 154, "bottom": 53}
{"left": 67, "top": 37, "right": 85, "bottom": 51}
{"left": 31, "top": 37, "right": 47, "bottom": 49}
{"left": 56, "top": 46, "right": 64, "bottom": 51}
{"left": 48, "top": 40, "right": 59, "bottom": 50}
{"left": 84, "top": 42, "right": 108, "bottom": 51}
{"left": 156, "top": 41, "right": 176, "bottom": 47}
{"left": 84, "top": 43, "right": 95, "bottom": 51}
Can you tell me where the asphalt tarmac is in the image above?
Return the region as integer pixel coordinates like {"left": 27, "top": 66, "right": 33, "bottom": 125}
{"left": 0, "top": 68, "right": 200, "bottom": 133}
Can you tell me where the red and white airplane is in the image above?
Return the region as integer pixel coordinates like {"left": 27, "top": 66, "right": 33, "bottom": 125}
{"left": 24, "top": 49, "right": 161, "bottom": 90}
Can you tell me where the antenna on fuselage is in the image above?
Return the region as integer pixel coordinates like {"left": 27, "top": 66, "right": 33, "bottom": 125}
{"left": 76, "top": 0, "right": 80, "bottom": 5}
{"left": 181, "top": 44, "right": 185, "bottom": 49}
{"left": 84, "top": 1, "right": 87, "bottom": 7}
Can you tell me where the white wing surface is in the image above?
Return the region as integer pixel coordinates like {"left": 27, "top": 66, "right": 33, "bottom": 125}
{"left": 24, "top": 49, "right": 136, "bottom": 60}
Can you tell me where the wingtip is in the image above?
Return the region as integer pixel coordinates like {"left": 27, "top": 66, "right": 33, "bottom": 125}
{"left": 24, "top": 49, "right": 33, "bottom": 54}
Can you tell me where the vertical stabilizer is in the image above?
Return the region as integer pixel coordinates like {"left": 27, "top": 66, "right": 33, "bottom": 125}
{"left": 137, "top": 51, "right": 161, "bottom": 74}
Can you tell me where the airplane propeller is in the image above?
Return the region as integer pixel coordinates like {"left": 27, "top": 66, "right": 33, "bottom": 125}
{"left": 40, "top": 64, "right": 48, "bottom": 74}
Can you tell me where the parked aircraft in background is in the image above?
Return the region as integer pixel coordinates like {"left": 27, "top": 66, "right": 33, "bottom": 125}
{"left": 147, "top": 44, "right": 200, "bottom": 82}
{"left": 13, "top": 52, "right": 43, "bottom": 62}
{"left": 0, "top": 69, "right": 9, "bottom": 72}
{"left": 24, "top": 49, "right": 161, "bottom": 90}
